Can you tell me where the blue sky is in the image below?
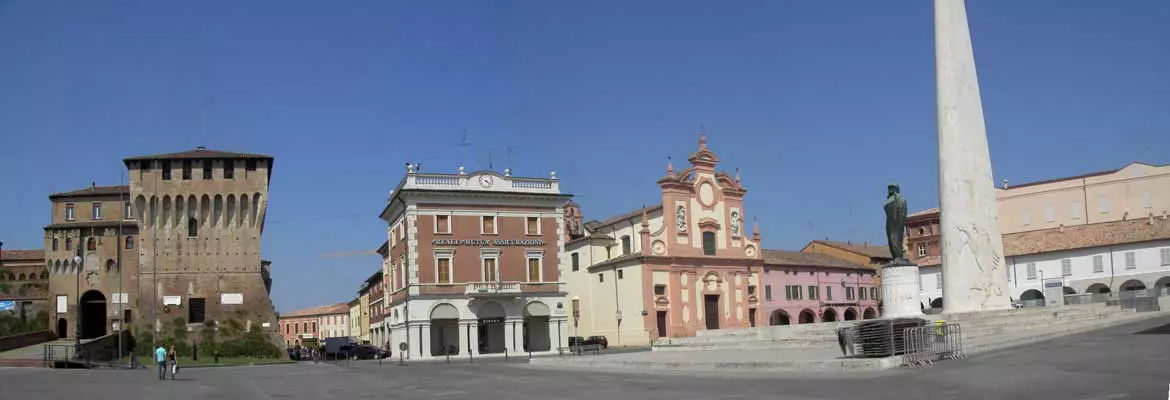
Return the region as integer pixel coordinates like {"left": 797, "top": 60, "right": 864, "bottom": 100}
{"left": 2, "top": 1, "right": 1167, "bottom": 312}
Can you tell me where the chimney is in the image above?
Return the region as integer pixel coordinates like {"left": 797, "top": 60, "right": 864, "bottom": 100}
{"left": 1002, "top": 179, "right": 1009, "bottom": 189}
{"left": 196, "top": 146, "right": 206, "bottom": 151}
{"left": 1149, "top": 213, "right": 1155, "bottom": 225}
{"left": 1058, "top": 224, "right": 1064, "bottom": 233}
{"left": 1162, "top": 210, "right": 1167, "bottom": 220}
{"left": 91, "top": 181, "right": 96, "bottom": 189}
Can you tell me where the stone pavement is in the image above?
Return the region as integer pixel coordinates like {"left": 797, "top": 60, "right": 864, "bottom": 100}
{"left": 2, "top": 315, "right": 1168, "bottom": 399}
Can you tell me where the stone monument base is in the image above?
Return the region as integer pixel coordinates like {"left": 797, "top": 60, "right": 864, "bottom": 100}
{"left": 881, "top": 260, "right": 925, "bottom": 318}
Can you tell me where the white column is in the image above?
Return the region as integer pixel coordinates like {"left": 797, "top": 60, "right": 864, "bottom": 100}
{"left": 935, "top": 0, "right": 1011, "bottom": 314}
{"left": 466, "top": 320, "right": 480, "bottom": 356}
{"left": 418, "top": 322, "right": 431, "bottom": 358}
{"left": 504, "top": 317, "right": 520, "bottom": 354}
{"left": 881, "top": 265, "right": 925, "bottom": 318}
{"left": 547, "top": 317, "right": 564, "bottom": 353}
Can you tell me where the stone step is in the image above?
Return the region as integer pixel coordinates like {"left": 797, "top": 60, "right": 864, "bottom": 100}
{"left": 531, "top": 309, "right": 1170, "bottom": 373}
{"left": 961, "top": 309, "right": 1164, "bottom": 356}
{"left": 652, "top": 307, "right": 1137, "bottom": 352}
{"left": 935, "top": 304, "right": 1109, "bottom": 322}
{"left": 0, "top": 359, "right": 45, "bottom": 368}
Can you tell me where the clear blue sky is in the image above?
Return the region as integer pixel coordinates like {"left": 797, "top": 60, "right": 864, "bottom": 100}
{"left": 2, "top": 1, "right": 1167, "bottom": 312}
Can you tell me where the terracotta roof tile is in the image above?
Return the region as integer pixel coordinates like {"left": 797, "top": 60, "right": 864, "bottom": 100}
{"left": 914, "top": 255, "right": 941, "bottom": 267}
{"left": 591, "top": 204, "right": 662, "bottom": 230}
{"left": 810, "top": 240, "right": 892, "bottom": 259}
{"left": 1, "top": 249, "right": 45, "bottom": 261}
{"left": 123, "top": 148, "right": 272, "bottom": 163}
{"left": 908, "top": 208, "right": 939, "bottom": 218}
{"left": 1003, "top": 217, "right": 1170, "bottom": 257}
{"left": 49, "top": 185, "right": 129, "bottom": 199}
{"left": 763, "top": 250, "right": 873, "bottom": 270}
{"left": 282, "top": 303, "right": 350, "bottom": 318}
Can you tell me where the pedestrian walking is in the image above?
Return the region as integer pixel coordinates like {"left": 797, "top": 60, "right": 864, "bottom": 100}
{"left": 836, "top": 327, "right": 855, "bottom": 357}
{"left": 154, "top": 344, "right": 167, "bottom": 380}
{"left": 167, "top": 345, "right": 178, "bottom": 380}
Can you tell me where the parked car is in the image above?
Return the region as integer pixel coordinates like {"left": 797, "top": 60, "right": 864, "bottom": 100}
{"left": 346, "top": 344, "right": 388, "bottom": 360}
{"left": 567, "top": 336, "right": 586, "bottom": 347}
{"left": 586, "top": 335, "right": 609, "bottom": 349}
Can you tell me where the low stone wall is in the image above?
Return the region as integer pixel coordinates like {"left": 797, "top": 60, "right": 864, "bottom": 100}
{"left": 77, "top": 330, "right": 135, "bottom": 362}
{"left": 0, "top": 330, "right": 55, "bottom": 352}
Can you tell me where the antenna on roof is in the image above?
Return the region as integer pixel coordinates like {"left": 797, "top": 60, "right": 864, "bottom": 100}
{"left": 458, "top": 130, "right": 473, "bottom": 170}
{"left": 506, "top": 145, "right": 515, "bottom": 173}
{"left": 199, "top": 97, "right": 212, "bottom": 147}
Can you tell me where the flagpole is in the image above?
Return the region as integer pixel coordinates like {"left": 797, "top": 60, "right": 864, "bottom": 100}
{"left": 117, "top": 173, "right": 125, "bottom": 360}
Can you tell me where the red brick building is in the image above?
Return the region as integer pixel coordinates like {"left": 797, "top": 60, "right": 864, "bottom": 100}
{"left": 381, "top": 163, "right": 572, "bottom": 359}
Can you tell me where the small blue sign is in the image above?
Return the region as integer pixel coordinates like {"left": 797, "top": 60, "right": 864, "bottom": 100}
{"left": 0, "top": 301, "right": 14, "bottom": 311}
{"left": 1044, "top": 281, "right": 1063, "bottom": 289}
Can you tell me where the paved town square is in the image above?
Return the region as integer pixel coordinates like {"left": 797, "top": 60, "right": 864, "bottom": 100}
{"left": 3, "top": 316, "right": 1167, "bottom": 400}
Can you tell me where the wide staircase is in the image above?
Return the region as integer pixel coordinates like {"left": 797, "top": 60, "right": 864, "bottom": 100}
{"left": 652, "top": 302, "right": 1165, "bottom": 357}
{"left": 0, "top": 338, "right": 79, "bottom": 368}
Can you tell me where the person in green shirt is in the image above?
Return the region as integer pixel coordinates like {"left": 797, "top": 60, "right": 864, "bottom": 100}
{"left": 154, "top": 344, "right": 167, "bottom": 381}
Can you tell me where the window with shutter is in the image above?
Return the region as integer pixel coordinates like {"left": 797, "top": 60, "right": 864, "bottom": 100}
{"left": 437, "top": 258, "right": 451, "bottom": 284}
{"left": 528, "top": 258, "right": 541, "bottom": 282}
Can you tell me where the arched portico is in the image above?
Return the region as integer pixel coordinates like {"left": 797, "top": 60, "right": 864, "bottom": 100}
{"left": 822, "top": 308, "right": 838, "bottom": 322}
{"left": 769, "top": 310, "right": 790, "bottom": 326}
{"left": 1119, "top": 279, "right": 1146, "bottom": 291}
{"left": 1086, "top": 283, "right": 1111, "bottom": 294}
{"left": 843, "top": 308, "right": 857, "bottom": 321}
{"left": 798, "top": 309, "right": 816, "bottom": 324}
{"left": 1154, "top": 276, "right": 1170, "bottom": 290}
{"left": 522, "top": 301, "right": 551, "bottom": 352}
{"left": 429, "top": 303, "right": 459, "bottom": 356}
{"left": 862, "top": 307, "right": 877, "bottom": 319}
{"left": 1020, "top": 289, "right": 1045, "bottom": 302}
{"left": 476, "top": 301, "right": 506, "bottom": 354}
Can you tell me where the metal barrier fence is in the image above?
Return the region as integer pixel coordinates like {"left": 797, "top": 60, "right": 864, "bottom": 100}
{"left": 43, "top": 344, "right": 78, "bottom": 368}
{"left": 1118, "top": 289, "right": 1162, "bottom": 311}
{"left": 901, "top": 323, "right": 965, "bottom": 368}
{"left": 557, "top": 344, "right": 602, "bottom": 357}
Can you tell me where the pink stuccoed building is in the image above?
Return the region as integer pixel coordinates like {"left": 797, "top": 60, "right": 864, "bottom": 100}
{"left": 759, "top": 250, "right": 880, "bottom": 325}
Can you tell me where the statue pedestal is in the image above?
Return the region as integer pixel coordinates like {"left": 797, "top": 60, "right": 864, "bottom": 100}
{"left": 881, "top": 260, "right": 924, "bottom": 318}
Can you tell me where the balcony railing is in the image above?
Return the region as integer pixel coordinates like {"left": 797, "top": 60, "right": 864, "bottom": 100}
{"left": 511, "top": 178, "right": 552, "bottom": 189}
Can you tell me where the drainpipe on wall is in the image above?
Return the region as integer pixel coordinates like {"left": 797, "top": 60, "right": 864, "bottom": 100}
{"left": 1082, "top": 178, "right": 1090, "bottom": 225}
{"left": 1108, "top": 247, "right": 1116, "bottom": 292}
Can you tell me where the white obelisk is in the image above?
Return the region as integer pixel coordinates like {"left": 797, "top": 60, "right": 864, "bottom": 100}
{"left": 935, "top": 0, "right": 1012, "bottom": 314}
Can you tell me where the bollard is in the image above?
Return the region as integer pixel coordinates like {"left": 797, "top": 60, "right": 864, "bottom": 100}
{"left": 528, "top": 349, "right": 532, "bottom": 361}
{"left": 398, "top": 351, "right": 404, "bottom": 366}
{"left": 446, "top": 351, "right": 450, "bottom": 364}
{"left": 504, "top": 348, "right": 508, "bottom": 362}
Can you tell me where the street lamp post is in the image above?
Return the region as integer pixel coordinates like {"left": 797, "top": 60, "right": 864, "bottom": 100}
{"left": 73, "top": 235, "right": 84, "bottom": 348}
{"left": 571, "top": 297, "right": 580, "bottom": 354}
{"left": 614, "top": 310, "right": 622, "bottom": 348}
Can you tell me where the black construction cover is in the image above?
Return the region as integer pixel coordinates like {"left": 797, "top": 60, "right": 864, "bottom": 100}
{"left": 855, "top": 318, "right": 926, "bottom": 358}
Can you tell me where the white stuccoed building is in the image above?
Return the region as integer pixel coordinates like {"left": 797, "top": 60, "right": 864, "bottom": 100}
{"left": 1002, "top": 216, "right": 1170, "bottom": 302}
